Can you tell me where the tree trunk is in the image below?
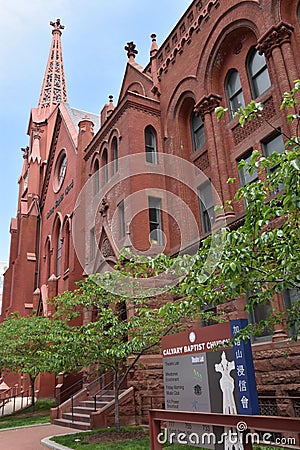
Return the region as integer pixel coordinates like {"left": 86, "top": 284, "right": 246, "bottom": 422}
{"left": 114, "top": 370, "right": 121, "bottom": 432}
{"left": 30, "top": 375, "right": 36, "bottom": 412}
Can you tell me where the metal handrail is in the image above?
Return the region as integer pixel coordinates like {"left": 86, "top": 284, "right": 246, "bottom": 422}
{"left": 67, "top": 369, "right": 114, "bottom": 421}
{"left": 0, "top": 387, "right": 33, "bottom": 416}
{"left": 93, "top": 379, "right": 114, "bottom": 412}
{"left": 58, "top": 375, "right": 88, "bottom": 405}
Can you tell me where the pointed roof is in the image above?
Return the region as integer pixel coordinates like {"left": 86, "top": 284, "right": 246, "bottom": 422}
{"left": 37, "top": 19, "right": 68, "bottom": 113}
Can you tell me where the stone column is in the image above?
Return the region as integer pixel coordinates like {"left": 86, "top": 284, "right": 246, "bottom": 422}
{"left": 257, "top": 23, "right": 296, "bottom": 93}
{"left": 195, "top": 94, "right": 235, "bottom": 218}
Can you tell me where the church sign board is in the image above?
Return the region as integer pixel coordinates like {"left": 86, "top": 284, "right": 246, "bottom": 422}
{"left": 161, "top": 319, "right": 259, "bottom": 448}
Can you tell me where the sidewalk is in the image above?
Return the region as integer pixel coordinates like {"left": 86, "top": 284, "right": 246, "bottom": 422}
{"left": 0, "top": 423, "right": 75, "bottom": 450}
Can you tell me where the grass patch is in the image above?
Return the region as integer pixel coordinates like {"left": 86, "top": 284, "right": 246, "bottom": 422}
{"left": 52, "top": 427, "right": 191, "bottom": 449}
{"left": 52, "top": 428, "right": 285, "bottom": 450}
{"left": 0, "top": 398, "right": 55, "bottom": 429}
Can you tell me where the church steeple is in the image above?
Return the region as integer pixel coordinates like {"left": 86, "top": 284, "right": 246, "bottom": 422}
{"left": 37, "top": 19, "right": 68, "bottom": 112}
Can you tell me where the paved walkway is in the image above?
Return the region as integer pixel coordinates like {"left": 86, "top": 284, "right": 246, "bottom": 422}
{"left": 0, "top": 423, "right": 75, "bottom": 450}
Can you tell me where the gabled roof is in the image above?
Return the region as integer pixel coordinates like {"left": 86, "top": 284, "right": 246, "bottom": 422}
{"left": 118, "top": 60, "right": 154, "bottom": 103}
{"left": 62, "top": 103, "right": 100, "bottom": 133}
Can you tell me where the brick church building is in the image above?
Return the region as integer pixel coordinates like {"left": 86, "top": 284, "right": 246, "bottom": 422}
{"left": 2, "top": 0, "right": 300, "bottom": 421}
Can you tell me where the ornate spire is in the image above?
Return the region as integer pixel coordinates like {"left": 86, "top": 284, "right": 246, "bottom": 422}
{"left": 37, "top": 19, "right": 68, "bottom": 111}
{"left": 125, "top": 41, "right": 138, "bottom": 61}
{"left": 150, "top": 34, "right": 158, "bottom": 57}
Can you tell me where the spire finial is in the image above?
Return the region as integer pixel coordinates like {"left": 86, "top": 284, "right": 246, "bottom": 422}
{"left": 125, "top": 41, "right": 138, "bottom": 61}
{"left": 37, "top": 19, "right": 68, "bottom": 112}
{"left": 150, "top": 33, "right": 158, "bottom": 56}
{"left": 50, "top": 19, "right": 64, "bottom": 35}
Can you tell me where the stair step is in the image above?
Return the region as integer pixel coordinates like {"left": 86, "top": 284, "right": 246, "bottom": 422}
{"left": 73, "top": 406, "right": 96, "bottom": 414}
{"left": 80, "top": 400, "right": 110, "bottom": 408}
{"left": 54, "top": 418, "right": 91, "bottom": 430}
{"left": 62, "top": 412, "right": 91, "bottom": 423}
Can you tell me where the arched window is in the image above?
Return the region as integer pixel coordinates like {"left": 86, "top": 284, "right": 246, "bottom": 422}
{"left": 190, "top": 112, "right": 205, "bottom": 151}
{"left": 45, "top": 238, "right": 51, "bottom": 281}
{"left": 56, "top": 222, "right": 62, "bottom": 277}
{"left": 247, "top": 48, "right": 271, "bottom": 98}
{"left": 102, "top": 149, "right": 108, "bottom": 183}
{"left": 145, "top": 126, "right": 157, "bottom": 164}
{"left": 93, "top": 158, "right": 100, "bottom": 194}
{"left": 112, "top": 137, "right": 118, "bottom": 174}
{"left": 225, "top": 70, "right": 245, "bottom": 119}
{"left": 64, "top": 220, "right": 70, "bottom": 272}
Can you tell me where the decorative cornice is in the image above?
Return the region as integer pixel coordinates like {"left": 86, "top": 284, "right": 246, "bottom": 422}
{"left": 154, "top": 0, "right": 220, "bottom": 77}
{"left": 84, "top": 94, "right": 161, "bottom": 161}
{"left": 194, "top": 93, "right": 222, "bottom": 118}
{"left": 257, "top": 22, "right": 294, "bottom": 58}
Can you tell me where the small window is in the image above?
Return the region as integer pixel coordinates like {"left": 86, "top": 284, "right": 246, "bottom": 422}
{"left": 247, "top": 292, "right": 272, "bottom": 342}
{"left": 145, "top": 126, "right": 157, "bottom": 164}
{"left": 247, "top": 48, "right": 271, "bottom": 98}
{"left": 118, "top": 201, "right": 125, "bottom": 238}
{"left": 112, "top": 137, "right": 118, "bottom": 174}
{"left": 148, "top": 197, "right": 163, "bottom": 244}
{"left": 191, "top": 112, "right": 205, "bottom": 151}
{"left": 238, "top": 152, "right": 258, "bottom": 187}
{"left": 283, "top": 289, "right": 300, "bottom": 336}
{"left": 262, "top": 132, "right": 285, "bottom": 192}
{"left": 225, "top": 70, "right": 245, "bottom": 119}
{"left": 262, "top": 133, "right": 285, "bottom": 157}
{"left": 238, "top": 152, "right": 259, "bottom": 207}
{"left": 198, "top": 181, "right": 215, "bottom": 234}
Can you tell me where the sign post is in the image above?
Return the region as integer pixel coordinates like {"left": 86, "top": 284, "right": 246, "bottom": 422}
{"left": 161, "top": 320, "right": 259, "bottom": 448}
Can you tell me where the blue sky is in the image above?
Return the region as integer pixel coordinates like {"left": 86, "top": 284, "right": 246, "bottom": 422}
{"left": 0, "top": 0, "right": 191, "bottom": 262}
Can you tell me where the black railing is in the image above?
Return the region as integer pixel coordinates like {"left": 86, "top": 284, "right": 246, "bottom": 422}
{"left": 93, "top": 379, "right": 114, "bottom": 412}
{"left": 67, "top": 370, "right": 114, "bottom": 422}
{"left": 0, "top": 387, "right": 33, "bottom": 416}
{"left": 57, "top": 375, "right": 88, "bottom": 405}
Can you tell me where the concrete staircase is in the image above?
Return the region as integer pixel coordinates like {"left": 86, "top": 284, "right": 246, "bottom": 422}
{"left": 53, "top": 389, "right": 116, "bottom": 430}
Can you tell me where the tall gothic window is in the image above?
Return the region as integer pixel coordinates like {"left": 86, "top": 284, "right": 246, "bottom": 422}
{"left": 56, "top": 223, "right": 62, "bottom": 277}
{"left": 118, "top": 200, "right": 125, "bottom": 238}
{"left": 64, "top": 220, "right": 70, "bottom": 272}
{"left": 247, "top": 48, "right": 271, "bottom": 98}
{"left": 102, "top": 149, "right": 108, "bottom": 184}
{"left": 145, "top": 126, "right": 157, "bottom": 164}
{"left": 225, "top": 70, "right": 245, "bottom": 119}
{"left": 93, "top": 158, "right": 100, "bottom": 194}
{"left": 191, "top": 112, "right": 205, "bottom": 151}
{"left": 112, "top": 137, "right": 118, "bottom": 174}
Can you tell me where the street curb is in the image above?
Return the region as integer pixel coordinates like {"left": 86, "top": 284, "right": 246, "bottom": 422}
{"left": 41, "top": 435, "right": 73, "bottom": 450}
{"left": 0, "top": 422, "right": 51, "bottom": 432}
{"left": 41, "top": 431, "right": 91, "bottom": 450}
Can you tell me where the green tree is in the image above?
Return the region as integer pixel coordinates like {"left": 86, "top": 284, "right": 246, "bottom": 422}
{"left": 54, "top": 273, "right": 198, "bottom": 431}
{"left": 0, "top": 314, "right": 72, "bottom": 410}
{"left": 129, "top": 82, "right": 300, "bottom": 341}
